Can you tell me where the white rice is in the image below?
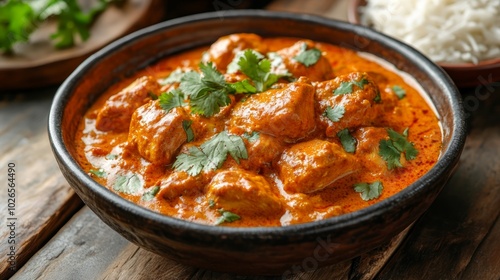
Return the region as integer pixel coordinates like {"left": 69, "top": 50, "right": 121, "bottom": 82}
{"left": 360, "top": 0, "right": 500, "bottom": 64}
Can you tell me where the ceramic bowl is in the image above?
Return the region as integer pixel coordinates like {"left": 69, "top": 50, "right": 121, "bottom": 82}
{"left": 347, "top": 0, "right": 500, "bottom": 88}
{"left": 48, "top": 10, "right": 466, "bottom": 275}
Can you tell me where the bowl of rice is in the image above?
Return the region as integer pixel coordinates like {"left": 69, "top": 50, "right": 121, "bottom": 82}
{"left": 348, "top": 0, "right": 500, "bottom": 87}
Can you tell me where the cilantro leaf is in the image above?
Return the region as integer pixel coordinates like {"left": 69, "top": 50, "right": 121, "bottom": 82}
{"left": 215, "top": 209, "right": 241, "bottom": 225}
{"left": 141, "top": 186, "right": 160, "bottom": 201}
{"left": 179, "top": 62, "right": 233, "bottom": 117}
{"left": 173, "top": 131, "right": 248, "bottom": 176}
{"left": 114, "top": 173, "right": 142, "bottom": 194}
{"left": 229, "top": 79, "right": 256, "bottom": 93}
{"left": 89, "top": 168, "right": 106, "bottom": 178}
{"left": 182, "top": 120, "right": 195, "bottom": 142}
{"left": 243, "top": 131, "right": 260, "bottom": 143}
{"left": 237, "top": 49, "right": 280, "bottom": 92}
{"left": 0, "top": 1, "right": 35, "bottom": 52}
{"left": 293, "top": 43, "right": 322, "bottom": 67}
{"left": 227, "top": 49, "right": 264, "bottom": 74}
{"left": 159, "top": 89, "right": 185, "bottom": 112}
{"left": 334, "top": 78, "right": 369, "bottom": 95}
{"left": 208, "top": 199, "right": 215, "bottom": 208}
{"left": 392, "top": 85, "right": 406, "bottom": 99}
{"left": 337, "top": 128, "right": 357, "bottom": 153}
{"left": 324, "top": 105, "right": 345, "bottom": 122}
{"left": 354, "top": 181, "right": 383, "bottom": 201}
{"left": 105, "top": 154, "right": 117, "bottom": 160}
{"left": 379, "top": 128, "right": 418, "bottom": 169}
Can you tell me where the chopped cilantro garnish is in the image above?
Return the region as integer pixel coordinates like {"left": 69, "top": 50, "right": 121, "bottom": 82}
{"left": 173, "top": 131, "right": 248, "bottom": 176}
{"left": 141, "top": 186, "right": 160, "bottom": 201}
{"left": 293, "top": 43, "right": 322, "bottom": 67}
{"left": 105, "top": 154, "right": 117, "bottom": 160}
{"left": 237, "top": 49, "right": 281, "bottom": 92}
{"left": 324, "top": 105, "right": 345, "bottom": 122}
{"left": 179, "top": 62, "right": 233, "bottom": 117}
{"left": 159, "top": 89, "right": 185, "bottom": 112}
{"left": 354, "top": 181, "right": 383, "bottom": 201}
{"left": 334, "top": 78, "right": 369, "bottom": 95}
{"left": 208, "top": 199, "right": 215, "bottom": 208}
{"left": 243, "top": 131, "right": 260, "bottom": 143}
{"left": 229, "top": 79, "right": 256, "bottom": 94}
{"left": 379, "top": 128, "right": 418, "bottom": 170}
{"left": 337, "top": 128, "right": 357, "bottom": 153}
{"left": 392, "top": 85, "right": 406, "bottom": 99}
{"left": 114, "top": 173, "right": 142, "bottom": 194}
{"left": 215, "top": 209, "right": 241, "bottom": 225}
{"left": 227, "top": 49, "right": 264, "bottom": 74}
{"left": 89, "top": 168, "right": 106, "bottom": 178}
{"left": 182, "top": 120, "right": 195, "bottom": 142}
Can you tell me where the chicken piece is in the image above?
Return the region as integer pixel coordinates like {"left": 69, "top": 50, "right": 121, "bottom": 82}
{"left": 240, "top": 133, "right": 284, "bottom": 171}
{"left": 203, "top": 33, "right": 267, "bottom": 72}
{"left": 276, "top": 40, "right": 333, "bottom": 81}
{"left": 277, "top": 139, "right": 359, "bottom": 193}
{"left": 95, "top": 76, "right": 160, "bottom": 132}
{"left": 352, "top": 127, "right": 390, "bottom": 175}
{"left": 206, "top": 169, "right": 283, "bottom": 216}
{"left": 229, "top": 80, "right": 316, "bottom": 142}
{"left": 158, "top": 171, "right": 206, "bottom": 200}
{"left": 128, "top": 101, "right": 190, "bottom": 165}
{"left": 315, "top": 72, "right": 381, "bottom": 137}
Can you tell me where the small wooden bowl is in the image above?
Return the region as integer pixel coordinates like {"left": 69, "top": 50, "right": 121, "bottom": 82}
{"left": 48, "top": 10, "right": 466, "bottom": 275}
{"left": 348, "top": 0, "right": 500, "bottom": 88}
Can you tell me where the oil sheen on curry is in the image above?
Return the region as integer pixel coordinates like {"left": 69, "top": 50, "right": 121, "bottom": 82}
{"left": 75, "top": 34, "right": 442, "bottom": 227}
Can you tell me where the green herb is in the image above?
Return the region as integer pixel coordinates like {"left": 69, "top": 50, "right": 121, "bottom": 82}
{"left": 159, "top": 68, "right": 186, "bottom": 85}
{"left": 267, "top": 52, "right": 292, "bottom": 77}
{"left": 89, "top": 168, "right": 106, "bottom": 178}
{"left": 179, "top": 62, "right": 234, "bottom": 117}
{"left": 215, "top": 209, "right": 241, "bottom": 225}
{"left": 334, "top": 78, "right": 369, "bottom": 95}
{"left": 0, "top": 0, "right": 115, "bottom": 53}
{"left": 141, "top": 186, "right": 160, "bottom": 201}
{"left": 374, "top": 89, "right": 381, "bottom": 103}
{"left": 243, "top": 131, "right": 260, "bottom": 143}
{"left": 337, "top": 128, "right": 357, "bottom": 153}
{"left": 113, "top": 173, "right": 142, "bottom": 194}
{"left": 392, "top": 85, "right": 406, "bottom": 99}
{"left": 379, "top": 128, "right": 418, "bottom": 170}
{"left": 105, "top": 154, "right": 117, "bottom": 160}
{"left": 229, "top": 79, "right": 256, "bottom": 94}
{"left": 208, "top": 199, "right": 215, "bottom": 208}
{"left": 354, "top": 181, "right": 383, "bottom": 201}
{"left": 293, "top": 43, "right": 322, "bottom": 67}
{"left": 237, "top": 49, "right": 281, "bottom": 92}
{"left": 227, "top": 49, "right": 264, "bottom": 74}
{"left": 173, "top": 131, "right": 248, "bottom": 176}
{"left": 159, "top": 89, "right": 185, "bottom": 112}
{"left": 148, "top": 91, "right": 158, "bottom": 100}
{"left": 182, "top": 120, "right": 195, "bottom": 142}
{"left": 324, "top": 105, "right": 345, "bottom": 122}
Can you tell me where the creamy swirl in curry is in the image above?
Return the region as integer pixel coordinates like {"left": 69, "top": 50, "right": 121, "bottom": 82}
{"left": 75, "top": 34, "right": 442, "bottom": 227}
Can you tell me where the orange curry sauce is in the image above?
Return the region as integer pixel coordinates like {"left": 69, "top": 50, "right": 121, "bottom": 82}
{"left": 74, "top": 34, "right": 442, "bottom": 227}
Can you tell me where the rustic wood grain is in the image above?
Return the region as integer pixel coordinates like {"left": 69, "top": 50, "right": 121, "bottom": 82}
{"left": 0, "top": 91, "right": 84, "bottom": 279}
{"left": 375, "top": 86, "right": 500, "bottom": 280}
{"left": 11, "top": 207, "right": 129, "bottom": 280}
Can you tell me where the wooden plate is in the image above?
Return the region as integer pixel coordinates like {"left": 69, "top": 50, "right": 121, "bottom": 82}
{"left": 0, "top": 0, "right": 164, "bottom": 91}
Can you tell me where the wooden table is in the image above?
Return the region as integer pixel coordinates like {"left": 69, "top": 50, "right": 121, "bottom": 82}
{"left": 1, "top": 1, "right": 499, "bottom": 279}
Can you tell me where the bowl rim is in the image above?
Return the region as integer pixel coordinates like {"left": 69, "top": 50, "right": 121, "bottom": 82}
{"left": 48, "top": 10, "right": 466, "bottom": 240}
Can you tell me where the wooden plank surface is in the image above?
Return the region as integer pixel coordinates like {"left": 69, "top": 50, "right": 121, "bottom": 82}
{"left": 0, "top": 90, "right": 84, "bottom": 280}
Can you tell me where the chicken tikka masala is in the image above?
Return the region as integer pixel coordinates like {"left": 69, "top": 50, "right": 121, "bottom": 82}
{"left": 75, "top": 34, "right": 442, "bottom": 227}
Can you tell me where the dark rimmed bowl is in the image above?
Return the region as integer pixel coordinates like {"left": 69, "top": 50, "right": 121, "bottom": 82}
{"left": 48, "top": 10, "right": 466, "bottom": 275}
{"left": 347, "top": 0, "right": 500, "bottom": 88}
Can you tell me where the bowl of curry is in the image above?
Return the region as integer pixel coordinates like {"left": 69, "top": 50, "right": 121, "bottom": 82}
{"left": 48, "top": 10, "right": 466, "bottom": 275}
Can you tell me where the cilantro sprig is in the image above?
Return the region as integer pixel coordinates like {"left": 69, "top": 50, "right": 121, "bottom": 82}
{"left": 215, "top": 209, "right": 241, "bottom": 225}
{"left": 173, "top": 131, "right": 248, "bottom": 176}
{"left": 114, "top": 173, "right": 142, "bottom": 194}
{"left": 392, "top": 85, "right": 406, "bottom": 99}
{"left": 158, "top": 89, "right": 185, "bottom": 112}
{"left": 379, "top": 128, "right": 418, "bottom": 170}
{"left": 354, "top": 181, "right": 383, "bottom": 201}
{"left": 324, "top": 105, "right": 345, "bottom": 122}
{"left": 294, "top": 43, "right": 322, "bottom": 67}
{"left": 334, "top": 78, "right": 369, "bottom": 95}
{"left": 236, "top": 49, "right": 281, "bottom": 92}
{"left": 337, "top": 128, "right": 357, "bottom": 153}
{"left": 0, "top": 0, "right": 115, "bottom": 53}
{"left": 141, "top": 186, "right": 160, "bottom": 201}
